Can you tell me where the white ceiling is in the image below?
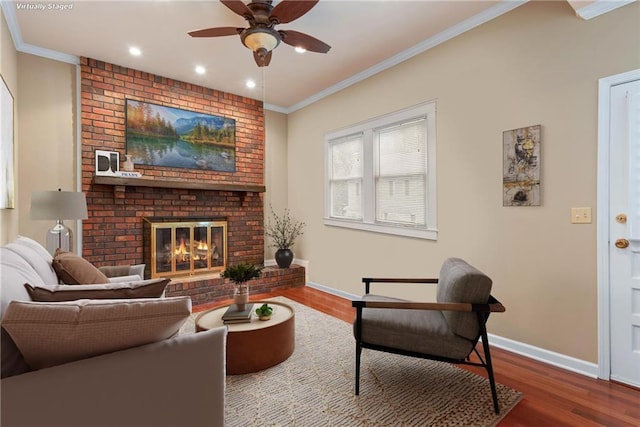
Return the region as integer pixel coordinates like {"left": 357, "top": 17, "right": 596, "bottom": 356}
{"left": 3, "top": 0, "right": 627, "bottom": 112}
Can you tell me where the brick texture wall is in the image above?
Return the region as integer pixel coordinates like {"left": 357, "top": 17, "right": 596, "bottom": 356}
{"left": 79, "top": 57, "right": 303, "bottom": 304}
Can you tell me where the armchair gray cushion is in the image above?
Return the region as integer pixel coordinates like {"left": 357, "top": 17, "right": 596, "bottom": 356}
{"left": 437, "top": 258, "right": 492, "bottom": 340}
{"left": 359, "top": 294, "right": 474, "bottom": 360}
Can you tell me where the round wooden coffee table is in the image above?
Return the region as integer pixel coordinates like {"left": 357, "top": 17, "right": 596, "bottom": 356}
{"left": 195, "top": 300, "right": 295, "bottom": 375}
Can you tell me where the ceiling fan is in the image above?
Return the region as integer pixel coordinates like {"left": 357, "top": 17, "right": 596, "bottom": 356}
{"left": 188, "top": 0, "right": 331, "bottom": 67}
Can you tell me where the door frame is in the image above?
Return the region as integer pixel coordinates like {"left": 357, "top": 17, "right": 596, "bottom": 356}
{"left": 597, "top": 69, "right": 640, "bottom": 380}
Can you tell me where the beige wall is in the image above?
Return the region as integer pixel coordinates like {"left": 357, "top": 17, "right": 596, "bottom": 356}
{"left": 286, "top": 0, "right": 640, "bottom": 362}
{"left": 16, "top": 54, "right": 77, "bottom": 247}
{"left": 0, "top": 9, "right": 18, "bottom": 245}
{"left": 264, "top": 110, "right": 289, "bottom": 257}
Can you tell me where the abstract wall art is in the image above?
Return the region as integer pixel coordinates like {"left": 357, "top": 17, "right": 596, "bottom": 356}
{"left": 503, "top": 124, "right": 541, "bottom": 207}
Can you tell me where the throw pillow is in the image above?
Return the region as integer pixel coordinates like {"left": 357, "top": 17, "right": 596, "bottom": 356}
{"left": 52, "top": 249, "right": 109, "bottom": 285}
{"left": 1, "top": 296, "right": 191, "bottom": 370}
{"left": 24, "top": 278, "right": 170, "bottom": 302}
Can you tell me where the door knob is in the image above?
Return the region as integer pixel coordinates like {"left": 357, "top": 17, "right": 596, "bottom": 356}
{"left": 615, "top": 239, "right": 630, "bottom": 249}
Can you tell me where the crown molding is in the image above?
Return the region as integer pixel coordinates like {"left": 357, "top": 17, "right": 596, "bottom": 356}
{"left": 1, "top": 1, "right": 79, "bottom": 64}
{"left": 264, "top": 103, "right": 288, "bottom": 114}
{"left": 17, "top": 42, "right": 79, "bottom": 65}
{"left": 573, "top": 0, "right": 636, "bottom": 20}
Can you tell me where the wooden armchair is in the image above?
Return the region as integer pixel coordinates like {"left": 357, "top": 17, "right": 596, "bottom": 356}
{"left": 352, "top": 258, "right": 506, "bottom": 413}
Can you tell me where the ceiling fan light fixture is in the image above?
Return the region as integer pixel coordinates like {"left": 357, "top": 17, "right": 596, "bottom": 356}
{"left": 241, "top": 27, "right": 280, "bottom": 53}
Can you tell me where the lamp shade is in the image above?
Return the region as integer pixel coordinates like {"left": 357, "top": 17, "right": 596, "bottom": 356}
{"left": 30, "top": 190, "right": 88, "bottom": 220}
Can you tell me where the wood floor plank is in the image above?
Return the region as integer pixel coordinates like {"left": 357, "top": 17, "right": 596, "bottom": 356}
{"left": 194, "top": 285, "right": 640, "bottom": 426}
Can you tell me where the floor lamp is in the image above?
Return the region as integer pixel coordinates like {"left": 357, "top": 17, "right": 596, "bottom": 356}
{"left": 30, "top": 189, "right": 88, "bottom": 256}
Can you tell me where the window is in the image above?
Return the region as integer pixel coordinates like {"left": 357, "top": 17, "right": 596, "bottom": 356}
{"left": 324, "top": 101, "right": 437, "bottom": 240}
{"left": 328, "top": 133, "right": 363, "bottom": 220}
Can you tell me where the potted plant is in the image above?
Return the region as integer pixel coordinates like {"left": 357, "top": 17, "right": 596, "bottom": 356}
{"left": 255, "top": 303, "right": 274, "bottom": 321}
{"left": 264, "top": 206, "right": 306, "bottom": 268}
{"left": 220, "top": 263, "right": 263, "bottom": 311}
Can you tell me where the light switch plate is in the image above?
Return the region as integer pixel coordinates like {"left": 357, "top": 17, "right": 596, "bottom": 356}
{"left": 571, "top": 207, "right": 592, "bottom": 224}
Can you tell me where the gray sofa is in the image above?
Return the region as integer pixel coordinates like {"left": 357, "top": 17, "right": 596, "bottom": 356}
{"left": 0, "top": 236, "right": 227, "bottom": 427}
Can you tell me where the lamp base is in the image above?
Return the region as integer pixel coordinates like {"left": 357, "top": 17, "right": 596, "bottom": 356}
{"left": 45, "top": 220, "right": 73, "bottom": 256}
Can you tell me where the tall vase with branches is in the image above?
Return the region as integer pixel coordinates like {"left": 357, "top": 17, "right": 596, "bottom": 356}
{"left": 264, "top": 206, "right": 305, "bottom": 268}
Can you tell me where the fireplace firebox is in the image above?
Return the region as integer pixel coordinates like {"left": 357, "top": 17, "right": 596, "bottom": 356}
{"left": 143, "top": 218, "right": 227, "bottom": 279}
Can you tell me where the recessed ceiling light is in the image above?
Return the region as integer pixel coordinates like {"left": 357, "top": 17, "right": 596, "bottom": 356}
{"left": 129, "top": 46, "right": 141, "bottom": 56}
{"left": 246, "top": 80, "right": 256, "bottom": 89}
{"left": 295, "top": 47, "right": 306, "bottom": 54}
{"left": 195, "top": 66, "right": 206, "bottom": 75}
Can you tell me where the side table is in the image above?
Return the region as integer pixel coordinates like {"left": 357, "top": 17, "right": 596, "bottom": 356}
{"left": 195, "top": 300, "right": 295, "bottom": 375}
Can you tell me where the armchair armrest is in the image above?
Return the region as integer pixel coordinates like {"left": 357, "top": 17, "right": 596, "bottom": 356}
{"left": 107, "top": 274, "right": 142, "bottom": 283}
{"left": 352, "top": 299, "right": 506, "bottom": 313}
{"left": 99, "top": 264, "right": 146, "bottom": 280}
{"left": 362, "top": 277, "right": 439, "bottom": 294}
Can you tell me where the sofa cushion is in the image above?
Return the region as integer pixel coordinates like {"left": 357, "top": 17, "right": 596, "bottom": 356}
{"left": 24, "top": 278, "right": 170, "bottom": 302}
{"left": 0, "top": 328, "right": 31, "bottom": 378}
{"left": 52, "top": 249, "right": 109, "bottom": 285}
{"left": 0, "top": 248, "right": 42, "bottom": 314}
{"left": 1, "top": 296, "right": 192, "bottom": 370}
{"left": 15, "top": 235, "right": 53, "bottom": 263}
{"left": 5, "top": 241, "right": 58, "bottom": 286}
{"left": 0, "top": 248, "right": 40, "bottom": 378}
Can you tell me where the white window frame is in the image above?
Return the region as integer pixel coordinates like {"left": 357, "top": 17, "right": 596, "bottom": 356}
{"left": 324, "top": 101, "right": 437, "bottom": 240}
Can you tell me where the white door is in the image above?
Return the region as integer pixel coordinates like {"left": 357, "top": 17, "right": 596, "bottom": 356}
{"left": 609, "top": 79, "right": 640, "bottom": 388}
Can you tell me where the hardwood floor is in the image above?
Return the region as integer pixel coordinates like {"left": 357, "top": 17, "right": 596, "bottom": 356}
{"left": 195, "top": 286, "right": 640, "bottom": 426}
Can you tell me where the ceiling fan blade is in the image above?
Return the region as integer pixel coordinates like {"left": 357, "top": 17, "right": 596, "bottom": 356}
{"left": 270, "top": 0, "right": 319, "bottom": 24}
{"left": 253, "top": 50, "right": 273, "bottom": 67}
{"left": 188, "top": 27, "right": 242, "bottom": 38}
{"left": 280, "top": 30, "right": 330, "bottom": 54}
{"left": 220, "top": 0, "right": 253, "bottom": 18}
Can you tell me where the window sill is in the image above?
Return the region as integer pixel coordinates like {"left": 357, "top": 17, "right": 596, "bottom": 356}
{"left": 323, "top": 218, "right": 437, "bottom": 240}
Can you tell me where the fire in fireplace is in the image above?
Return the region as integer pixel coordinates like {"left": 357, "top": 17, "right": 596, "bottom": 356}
{"left": 143, "top": 218, "right": 227, "bottom": 279}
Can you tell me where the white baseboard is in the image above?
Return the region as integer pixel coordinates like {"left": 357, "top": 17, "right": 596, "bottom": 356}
{"left": 307, "top": 281, "right": 600, "bottom": 379}
{"left": 485, "top": 334, "right": 599, "bottom": 378}
{"left": 307, "top": 281, "right": 360, "bottom": 300}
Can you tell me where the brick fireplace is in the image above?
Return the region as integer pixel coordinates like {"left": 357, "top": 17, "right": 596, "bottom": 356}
{"left": 79, "top": 58, "right": 304, "bottom": 305}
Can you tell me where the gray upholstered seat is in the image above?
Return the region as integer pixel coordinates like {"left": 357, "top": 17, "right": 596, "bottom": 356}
{"left": 352, "top": 258, "right": 505, "bottom": 413}
{"left": 359, "top": 294, "right": 475, "bottom": 360}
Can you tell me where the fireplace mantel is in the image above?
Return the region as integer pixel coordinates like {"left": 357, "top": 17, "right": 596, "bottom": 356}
{"left": 94, "top": 175, "right": 266, "bottom": 194}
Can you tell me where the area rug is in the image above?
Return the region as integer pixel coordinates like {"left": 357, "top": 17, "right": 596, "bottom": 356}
{"left": 181, "top": 297, "right": 523, "bottom": 426}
